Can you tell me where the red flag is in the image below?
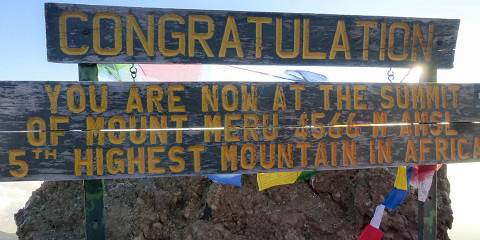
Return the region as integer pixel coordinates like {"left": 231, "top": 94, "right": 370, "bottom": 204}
{"left": 410, "top": 164, "right": 442, "bottom": 188}
{"left": 358, "top": 224, "right": 384, "bottom": 240}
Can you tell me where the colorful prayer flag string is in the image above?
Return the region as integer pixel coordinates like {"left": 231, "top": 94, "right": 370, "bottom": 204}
{"left": 358, "top": 167, "right": 410, "bottom": 239}
{"left": 358, "top": 164, "right": 442, "bottom": 239}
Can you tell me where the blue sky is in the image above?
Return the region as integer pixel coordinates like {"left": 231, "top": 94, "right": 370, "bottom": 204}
{"left": 0, "top": 0, "right": 479, "bottom": 238}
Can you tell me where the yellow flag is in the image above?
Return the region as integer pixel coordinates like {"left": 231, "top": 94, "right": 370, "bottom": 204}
{"left": 257, "top": 172, "right": 301, "bottom": 191}
{"left": 394, "top": 166, "right": 408, "bottom": 190}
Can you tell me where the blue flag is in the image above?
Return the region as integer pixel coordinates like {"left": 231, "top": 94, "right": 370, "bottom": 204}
{"left": 383, "top": 188, "right": 408, "bottom": 210}
{"left": 407, "top": 166, "right": 414, "bottom": 183}
{"left": 207, "top": 174, "right": 242, "bottom": 187}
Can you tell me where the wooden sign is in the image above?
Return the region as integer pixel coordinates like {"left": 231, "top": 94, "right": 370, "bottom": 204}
{"left": 45, "top": 3, "right": 460, "bottom": 68}
{"left": 0, "top": 81, "right": 478, "bottom": 181}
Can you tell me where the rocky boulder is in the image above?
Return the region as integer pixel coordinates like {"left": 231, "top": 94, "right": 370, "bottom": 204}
{"left": 15, "top": 167, "right": 452, "bottom": 239}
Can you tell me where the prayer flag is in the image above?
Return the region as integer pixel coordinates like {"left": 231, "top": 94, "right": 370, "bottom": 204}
{"left": 257, "top": 172, "right": 301, "bottom": 191}
{"left": 208, "top": 174, "right": 242, "bottom": 187}
{"left": 394, "top": 166, "right": 408, "bottom": 190}
{"left": 358, "top": 224, "right": 384, "bottom": 240}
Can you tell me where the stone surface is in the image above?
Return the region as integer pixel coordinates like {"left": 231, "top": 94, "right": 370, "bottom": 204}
{"left": 15, "top": 168, "right": 453, "bottom": 239}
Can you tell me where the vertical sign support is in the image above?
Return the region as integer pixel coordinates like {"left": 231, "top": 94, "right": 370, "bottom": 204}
{"left": 79, "top": 63, "right": 106, "bottom": 240}
{"left": 418, "top": 65, "right": 438, "bottom": 240}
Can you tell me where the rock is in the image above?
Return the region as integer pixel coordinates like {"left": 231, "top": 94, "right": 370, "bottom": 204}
{"left": 15, "top": 181, "right": 85, "bottom": 240}
{"left": 15, "top": 168, "right": 453, "bottom": 239}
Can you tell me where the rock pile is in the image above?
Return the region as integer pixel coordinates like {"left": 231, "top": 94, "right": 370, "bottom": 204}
{"left": 15, "top": 168, "right": 452, "bottom": 239}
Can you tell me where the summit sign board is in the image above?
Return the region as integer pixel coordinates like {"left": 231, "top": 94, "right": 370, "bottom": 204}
{"left": 45, "top": 3, "right": 459, "bottom": 67}
{"left": 0, "top": 4, "right": 466, "bottom": 182}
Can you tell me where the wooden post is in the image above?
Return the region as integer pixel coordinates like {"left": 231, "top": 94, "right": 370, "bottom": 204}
{"left": 79, "top": 63, "right": 106, "bottom": 240}
{"left": 418, "top": 65, "right": 438, "bottom": 240}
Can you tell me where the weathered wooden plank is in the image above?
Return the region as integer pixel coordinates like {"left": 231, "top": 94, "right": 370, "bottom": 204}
{"left": 0, "top": 124, "right": 479, "bottom": 181}
{"left": 0, "top": 80, "right": 478, "bottom": 182}
{"left": 0, "top": 122, "right": 475, "bottom": 149}
{"left": 0, "top": 81, "right": 478, "bottom": 132}
{"left": 45, "top": 3, "right": 460, "bottom": 68}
